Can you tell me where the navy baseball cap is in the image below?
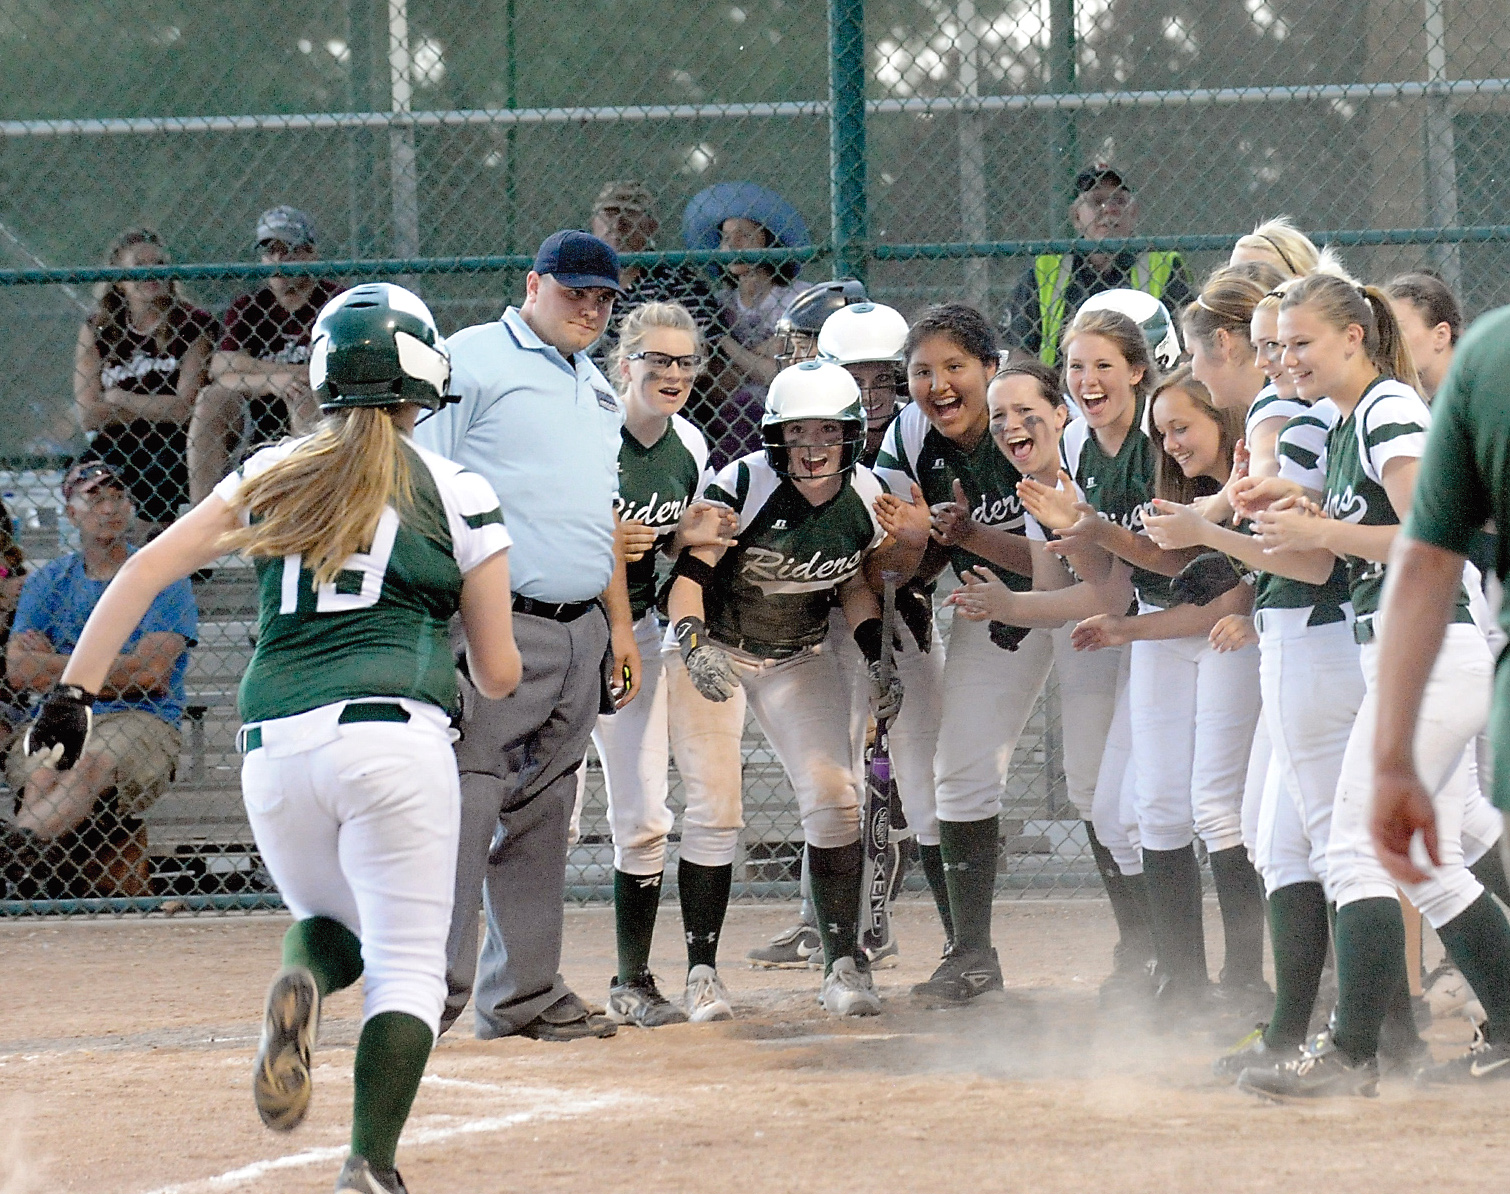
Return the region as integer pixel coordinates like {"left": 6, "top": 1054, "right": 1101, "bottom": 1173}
{"left": 1074, "top": 163, "right": 1130, "bottom": 194}
{"left": 533, "top": 229, "right": 623, "bottom": 294}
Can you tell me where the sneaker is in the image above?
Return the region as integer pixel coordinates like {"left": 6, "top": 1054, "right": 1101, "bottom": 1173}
{"left": 253, "top": 967, "right": 320, "bottom": 1132}
{"left": 1237, "top": 1040, "right": 1380, "bottom": 1101}
{"left": 1423, "top": 962, "right": 1470, "bottom": 1019}
{"left": 1212, "top": 1024, "right": 1291, "bottom": 1080}
{"left": 747, "top": 922, "right": 823, "bottom": 969}
{"left": 864, "top": 933, "right": 900, "bottom": 970}
{"left": 683, "top": 964, "right": 734, "bottom": 1022}
{"left": 606, "top": 973, "right": 688, "bottom": 1028}
{"left": 1211, "top": 978, "right": 1275, "bottom": 1022}
{"left": 911, "top": 946, "right": 1008, "bottom": 1009}
{"left": 1416, "top": 1023, "right": 1510, "bottom": 1085}
{"left": 819, "top": 955, "right": 883, "bottom": 1017}
{"left": 335, "top": 1155, "right": 408, "bottom": 1193}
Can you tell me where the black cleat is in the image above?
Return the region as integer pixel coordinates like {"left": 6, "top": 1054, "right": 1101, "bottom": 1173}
{"left": 335, "top": 1155, "right": 409, "bottom": 1193}
{"left": 1212, "top": 1024, "right": 1293, "bottom": 1080}
{"left": 911, "top": 946, "right": 1008, "bottom": 1009}
{"left": 1237, "top": 1039, "right": 1379, "bottom": 1101}
{"left": 606, "top": 972, "right": 689, "bottom": 1028}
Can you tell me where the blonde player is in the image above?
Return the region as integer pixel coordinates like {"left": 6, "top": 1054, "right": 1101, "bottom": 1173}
{"left": 1236, "top": 274, "right": 1510, "bottom": 1099}
{"left": 23, "top": 284, "right": 521, "bottom": 1193}
{"left": 568, "top": 302, "right": 740, "bottom": 1028}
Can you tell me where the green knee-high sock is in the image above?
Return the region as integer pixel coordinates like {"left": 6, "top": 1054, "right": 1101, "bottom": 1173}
{"left": 1435, "top": 892, "right": 1510, "bottom": 1043}
{"left": 350, "top": 1011, "right": 432, "bottom": 1173}
{"left": 1470, "top": 843, "right": 1510, "bottom": 908}
{"left": 1209, "top": 846, "right": 1266, "bottom": 987}
{"left": 1141, "top": 845, "right": 1209, "bottom": 989}
{"left": 807, "top": 841, "right": 863, "bottom": 973}
{"left": 1085, "top": 821, "right": 1153, "bottom": 970}
{"left": 613, "top": 869, "right": 663, "bottom": 983}
{"left": 282, "top": 916, "right": 364, "bottom": 997}
{"left": 1332, "top": 897, "right": 1408, "bottom": 1062}
{"left": 678, "top": 859, "right": 732, "bottom": 971}
{"left": 939, "top": 817, "right": 999, "bottom": 954}
{"left": 917, "top": 842, "right": 956, "bottom": 946}
{"left": 1263, "top": 881, "right": 1329, "bottom": 1050}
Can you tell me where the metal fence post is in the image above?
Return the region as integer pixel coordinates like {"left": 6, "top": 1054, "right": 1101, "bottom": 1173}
{"left": 828, "top": 0, "right": 867, "bottom": 283}
{"left": 1049, "top": 0, "right": 1079, "bottom": 222}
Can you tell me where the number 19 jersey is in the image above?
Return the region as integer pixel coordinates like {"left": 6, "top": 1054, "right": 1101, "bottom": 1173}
{"left": 214, "top": 437, "right": 512, "bottom": 723}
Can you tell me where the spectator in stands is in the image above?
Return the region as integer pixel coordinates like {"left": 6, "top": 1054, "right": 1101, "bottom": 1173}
{"left": 1, "top": 461, "right": 196, "bottom": 897}
{"left": 186, "top": 206, "right": 341, "bottom": 503}
{"left": 73, "top": 228, "right": 215, "bottom": 537}
{"left": 590, "top": 180, "right": 720, "bottom": 361}
{"left": 1001, "top": 163, "right": 1193, "bottom": 366}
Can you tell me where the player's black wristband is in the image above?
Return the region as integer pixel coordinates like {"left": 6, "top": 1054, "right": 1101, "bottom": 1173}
{"left": 988, "top": 621, "right": 1031, "bottom": 652}
{"left": 1171, "top": 552, "right": 1242, "bottom": 607}
{"left": 670, "top": 551, "right": 717, "bottom": 589}
{"left": 852, "top": 617, "right": 884, "bottom": 665}
{"left": 50, "top": 683, "right": 98, "bottom": 707}
{"left": 675, "top": 615, "right": 707, "bottom": 663}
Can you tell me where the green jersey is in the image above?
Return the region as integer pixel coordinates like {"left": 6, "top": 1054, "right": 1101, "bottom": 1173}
{"left": 702, "top": 453, "right": 886, "bottom": 658}
{"left": 1060, "top": 402, "right": 1175, "bottom": 608}
{"left": 873, "top": 402, "right": 1031, "bottom": 590}
{"left": 1253, "top": 398, "right": 1352, "bottom": 624}
{"left": 615, "top": 414, "right": 710, "bottom": 620}
{"left": 215, "top": 438, "right": 511, "bottom": 723}
{"left": 1406, "top": 305, "right": 1510, "bottom": 809}
{"left": 1322, "top": 376, "right": 1470, "bottom": 625}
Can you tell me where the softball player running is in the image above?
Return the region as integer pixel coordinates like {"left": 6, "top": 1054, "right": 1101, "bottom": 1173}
{"left": 948, "top": 358, "right": 1156, "bottom": 1000}
{"left": 1148, "top": 271, "right": 1360, "bottom": 1071}
{"left": 1238, "top": 274, "right": 1510, "bottom": 1099}
{"left": 23, "top": 284, "right": 520, "bottom": 1193}
{"left": 871, "top": 304, "right": 1053, "bottom": 1008}
{"left": 665, "top": 359, "right": 922, "bottom": 1018}
{"left": 571, "top": 301, "right": 741, "bottom": 1028}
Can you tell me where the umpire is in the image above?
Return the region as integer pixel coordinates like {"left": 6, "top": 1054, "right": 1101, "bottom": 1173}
{"left": 418, "top": 229, "right": 641, "bottom": 1041}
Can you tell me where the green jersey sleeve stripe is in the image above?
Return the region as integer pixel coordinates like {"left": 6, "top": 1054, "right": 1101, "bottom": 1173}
{"left": 463, "top": 508, "right": 504, "bottom": 529}
{"left": 1278, "top": 443, "right": 1320, "bottom": 470}
{"left": 1363, "top": 420, "right": 1428, "bottom": 448}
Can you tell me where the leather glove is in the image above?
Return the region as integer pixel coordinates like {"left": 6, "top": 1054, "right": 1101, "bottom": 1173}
{"left": 676, "top": 616, "right": 738, "bottom": 703}
{"left": 24, "top": 683, "right": 96, "bottom": 770}
{"left": 866, "top": 659, "right": 904, "bottom": 721}
{"left": 1172, "top": 552, "right": 1242, "bottom": 607}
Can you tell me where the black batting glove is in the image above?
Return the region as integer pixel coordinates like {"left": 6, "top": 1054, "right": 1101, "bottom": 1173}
{"left": 24, "top": 683, "right": 96, "bottom": 771}
{"left": 1172, "top": 552, "right": 1242, "bottom": 607}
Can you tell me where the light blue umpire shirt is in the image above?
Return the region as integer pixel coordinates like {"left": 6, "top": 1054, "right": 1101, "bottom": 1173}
{"left": 415, "top": 307, "right": 623, "bottom": 603}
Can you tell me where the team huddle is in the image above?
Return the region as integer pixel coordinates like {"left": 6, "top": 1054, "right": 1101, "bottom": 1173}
{"left": 14, "top": 213, "right": 1510, "bottom": 1191}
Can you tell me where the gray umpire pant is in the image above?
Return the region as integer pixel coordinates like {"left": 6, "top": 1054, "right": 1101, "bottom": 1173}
{"left": 441, "top": 605, "right": 610, "bottom": 1038}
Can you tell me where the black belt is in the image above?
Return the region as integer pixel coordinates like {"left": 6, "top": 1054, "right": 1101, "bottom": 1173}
{"left": 238, "top": 701, "right": 410, "bottom": 753}
{"left": 512, "top": 594, "right": 597, "bottom": 622}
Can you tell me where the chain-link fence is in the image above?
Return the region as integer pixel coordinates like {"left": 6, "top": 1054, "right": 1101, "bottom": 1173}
{"left": 1, "top": 0, "right": 1506, "bottom": 914}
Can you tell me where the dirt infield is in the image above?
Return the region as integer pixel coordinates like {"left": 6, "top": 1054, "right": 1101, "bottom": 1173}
{"left": 3, "top": 899, "right": 1507, "bottom": 1194}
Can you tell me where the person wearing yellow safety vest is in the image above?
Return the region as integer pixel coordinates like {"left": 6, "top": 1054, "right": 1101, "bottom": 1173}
{"left": 1001, "top": 164, "right": 1193, "bottom": 367}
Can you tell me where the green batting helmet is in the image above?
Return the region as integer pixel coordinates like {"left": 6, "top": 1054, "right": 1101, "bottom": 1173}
{"left": 309, "top": 283, "right": 453, "bottom": 411}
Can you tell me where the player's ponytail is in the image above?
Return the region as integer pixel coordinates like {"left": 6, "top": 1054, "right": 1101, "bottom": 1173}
{"left": 221, "top": 406, "right": 416, "bottom": 588}
{"left": 1362, "top": 284, "right": 1422, "bottom": 395}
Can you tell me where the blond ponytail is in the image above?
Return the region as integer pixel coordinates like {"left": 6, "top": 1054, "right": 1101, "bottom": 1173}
{"left": 220, "top": 407, "right": 417, "bottom": 587}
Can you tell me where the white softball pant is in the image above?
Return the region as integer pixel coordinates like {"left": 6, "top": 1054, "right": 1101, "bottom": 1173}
{"left": 825, "top": 606, "right": 946, "bottom": 846}
{"left": 1326, "top": 622, "right": 1492, "bottom": 927}
{"left": 933, "top": 614, "right": 1054, "bottom": 824}
{"left": 1091, "top": 651, "right": 1145, "bottom": 876}
{"left": 676, "top": 642, "right": 863, "bottom": 867}
{"left": 1128, "top": 617, "right": 1262, "bottom": 854}
{"left": 1053, "top": 630, "right": 1134, "bottom": 851}
{"left": 241, "top": 698, "right": 460, "bottom": 1036}
{"left": 1252, "top": 611, "right": 1365, "bottom": 893}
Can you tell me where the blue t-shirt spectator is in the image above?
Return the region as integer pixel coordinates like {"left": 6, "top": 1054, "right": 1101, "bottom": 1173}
{"left": 13, "top": 550, "right": 197, "bottom": 725}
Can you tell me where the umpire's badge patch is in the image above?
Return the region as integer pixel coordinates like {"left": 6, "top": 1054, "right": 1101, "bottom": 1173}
{"left": 594, "top": 388, "right": 620, "bottom": 412}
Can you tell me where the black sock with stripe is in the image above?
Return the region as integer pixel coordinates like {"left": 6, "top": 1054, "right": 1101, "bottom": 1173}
{"left": 939, "top": 817, "right": 999, "bottom": 954}
{"left": 613, "top": 869, "right": 663, "bottom": 984}
{"left": 807, "top": 840, "right": 863, "bottom": 973}
{"left": 1262, "top": 881, "right": 1329, "bottom": 1050}
{"left": 917, "top": 842, "right": 956, "bottom": 947}
{"left": 1332, "top": 897, "right": 1407, "bottom": 1062}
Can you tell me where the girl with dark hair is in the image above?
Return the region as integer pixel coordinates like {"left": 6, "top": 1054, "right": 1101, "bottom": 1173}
{"left": 873, "top": 303, "right": 1054, "bottom": 1007}
{"left": 73, "top": 229, "right": 215, "bottom": 535}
